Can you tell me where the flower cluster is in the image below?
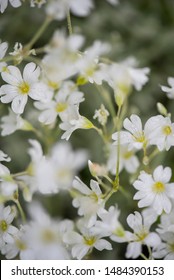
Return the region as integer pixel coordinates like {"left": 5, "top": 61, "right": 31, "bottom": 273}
{"left": 1, "top": 0, "right": 174, "bottom": 261}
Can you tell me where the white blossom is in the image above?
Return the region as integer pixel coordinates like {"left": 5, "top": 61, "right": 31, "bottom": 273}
{"left": 46, "top": 0, "right": 94, "bottom": 20}
{"left": 107, "top": 143, "right": 139, "bottom": 174}
{"left": 145, "top": 115, "right": 174, "bottom": 151}
{"left": 133, "top": 165, "right": 174, "bottom": 215}
{"left": 0, "top": 205, "right": 18, "bottom": 248}
{"left": 60, "top": 106, "right": 94, "bottom": 141}
{"left": 125, "top": 210, "right": 160, "bottom": 259}
{"left": 93, "top": 104, "right": 109, "bottom": 126}
{"left": 0, "top": 40, "right": 8, "bottom": 72}
{"left": 161, "top": 77, "right": 174, "bottom": 99}
{"left": 72, "top": 177, "right": 104, "bottom": 227}
{"left": 0, "top": 63, "right": 49, "bottom": 114}
{"left": 64, "top": 218, "right": 112, "bottom": 260}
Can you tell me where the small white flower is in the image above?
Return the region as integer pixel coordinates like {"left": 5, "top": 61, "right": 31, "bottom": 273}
{"left": 0, "top": 0, "right": 21, "bottom": 13}
{"left": 30, "top": 0, "right": 46, "bottom": 8}
{"left": 0, "top": 40, "right": 8, "bottom": 72}
{"left": 88, "top": 160, "right": 107, "bottom": 177}
{"left": 161, "top": 77, "right": 174, "bottom": 99}
{"left": 35, "top": 81, "right": 84, "bottom": 125}
{"left": 156, "top": 208, "right": 174, "bottom": 234}
{"left": 112, "top": 114, "right": 148, "bottom": 150}
{"left": 0, "top": 109, "right": 33, "bottom": 136}
{"left": 133, "top": 165, "right": 174, "bottom": 215}
{"left": 60, "top": 106, "right": 94, "bottom": 141}
{"left": 145, "top": 115, "right": 174, "bottom": 151}
{"left": 0, "top": 205, "right": 18, "bottom": 247}
{"left": 72, "top": 177, "right": 104, "bottom": 227}
{"left": 91, "top": 205, "right": 125, "bottom": 240}
{"left": 46, "top": 0, "right": 94, "bottom": 20}
{"left": 125, "top": 209, "right": 160, "bottom": 259}
{"left": 153, "top": 232, "right": 174, "bottom": 260}
{"left": 93, "top": 104, "right": 109, "bottom": 126}
{"left": 0, "top": 62, "right": 49, "bottom": 114}
{"left": 64, "top": 219, "right": 112, "bottom": 260}
{"left": 107, "top": 143, "right": 139, "bottom": 174}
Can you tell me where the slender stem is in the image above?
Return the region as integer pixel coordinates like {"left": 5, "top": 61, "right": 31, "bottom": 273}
{"left": 12, "top": 171, "right": 28, "bottom": 178}
{"left": 67, "top": 9, "right": 73, "bottom": 35}
{"left": 15, "top": 200, "right": 26, "bottom": 223}
{"left": 24, "top": 16, "right": 52, "bottom": 50}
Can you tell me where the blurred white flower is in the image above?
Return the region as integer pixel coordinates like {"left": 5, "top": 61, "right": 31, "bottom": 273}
{"left": 145, "top": 115, "right": 174, "bottom": 151}
{"left": 157, "top": 208, "right": 174, "bottom": 234}
{"left": 30, "top": 0, "right": 46, "bottom": 8}
{"left": 161, "top": 77, "right": 174, "bottom": 99}
{"left": 0, "top": 40, "right": 8, "bottom": 72}
{"left": 72, "top": 177, "right": 104, "bottom": 227}
{"left": 25, "top": 140, "right": 87, "bottom": 194}
{"left": 0, "top": 0, "right": 21, "bottom": 13}
{"left": 133, "top": 165, "right": 174, "bottom": 215}
{"left": 0, "top": 109, "right": 33, "bottom": 136}
{"left": 153, "top": 232, "right": 174, "bottom": 260}
{"left": 106, "top": 0, "right": 119, "bottom": 5}
{"left": 46, "top": 0, "right": 94, "bottom": 20}
{"left": 0, "top": 63, "right": 49, "bottom": 114}
{"left": 107, "top": 143, "right": 139, "bottom": 174}
{"left": 93, "top": 104, "right": 109, "bottom": 126}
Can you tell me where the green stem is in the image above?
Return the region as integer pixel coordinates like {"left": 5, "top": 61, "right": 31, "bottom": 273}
{"left": 15, "top": 200, "right": 26, "bottom": 223}
{"left": 67, "top": 9, "right": 73, "bottom": 35}
{"left": 12, "top": 171, "right": 28, "bottom": 178}
{"left": 24, "top": 16, "right": 52, "bottom": 50}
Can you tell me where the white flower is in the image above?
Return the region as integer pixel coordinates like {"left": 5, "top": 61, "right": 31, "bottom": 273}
{"left": 77, "top": 41, "right": 110, "bottom": 85}
{"left": 0, "top": 0, "right": 21, "bottom": 13}
{"left": 35, "top": 81, "right": 84, "bottom": 125}
{"left": 104, "top": 60, "right": 150, "bottom": 105}
{"left": 156, "top": 208, "right": 174, "bottom": 235}
{"left": 60, "top": 106, "right": 94, "bottom": 141}
{"left": 145, "top": 115, "right": 174, "bottom": 151}
{"left": 133, "top": 165, "right": 174, "bottom": 215}
{"left": 153, "top": 232, "right": 174, "bottom": 260}
{"left": 0, "top": 40, "right": 8, "bottom": 72}
{"left": 46, "top": 0, "right": 94, "bottom": 20}
{"left": 93, "top": 104, "right": 109, "bottom": 126}
{"left": 30, "top": 0, "right": 46, "bottom": 8}
{"left": 0, "top": 151, "right": 17, "bottom": 197}
{"left": 0, "top": 62, "right": 49, "bottom": 114}
{"left": 161, "top": 77, "right": 174, "bottom": 99}
{"left": 125, "top": 209, "right": 160, "bottom": 259}
{"left": 14, "top": 203, "right": 71, "bottom": 260}
{"left": 107, "top": 143, "right": 139, "bottom": 174}
{"left": 91, "top": 205, "right": 125, "bottom": 240}
{"left": 64, "top": 219, "right": 112, "bottom": 260}
{"left": 42, "top": 31, "right": 84, "bottom": 88}
{"left": 112, "top": 114, "right": 148, "bottom": 150}
{"left": 88, "top": 160, "right": 107, "bottom": 177}
{"left": 0, "top": 108, "right": 33, "bottom": 136}
{"left": 25, "top": 140, "right": 87, "bottom": 195}
{"left": 72, "top": 177, "right": 104, "bottom": 227}
{"left": 0, "top": 205, "right": 18, "bottom": 247}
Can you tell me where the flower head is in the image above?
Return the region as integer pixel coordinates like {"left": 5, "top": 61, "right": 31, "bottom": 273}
{"left": 0, "top": 62, "right": 49, "bottom": 114}
{"left": 133, "top": 165, "right": 174, "bottom": 214}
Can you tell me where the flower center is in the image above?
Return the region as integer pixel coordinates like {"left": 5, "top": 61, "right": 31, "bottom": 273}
{"left": 163, "top": 125, "right": 172, "bottom": 135}
{"left": 16, "top": 239, "right": 27, "bottom": 251}
{"left": 41, "top": 229, "right": 56, "bottom": 243}
{"left": 84, "top": 236, "right": 96, "bottom": 246}
{"left": 18, "top": 82, "right": 30, "bottom": 95}
{"left": 123, "top": 150, "right": 133, "bottom": 159}
{"left": 55, "top": 103, "right": 68, "bottom": 113}
{"left": 152, "top": 181, "right": 165, "bottom": 193}
{"left": 0, "top": 220, "right": 8, "bottom": 232}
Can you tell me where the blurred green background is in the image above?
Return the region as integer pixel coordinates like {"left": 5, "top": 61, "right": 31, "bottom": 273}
{"left": 1, "top": 0, "right": 174, "bottom": 259}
